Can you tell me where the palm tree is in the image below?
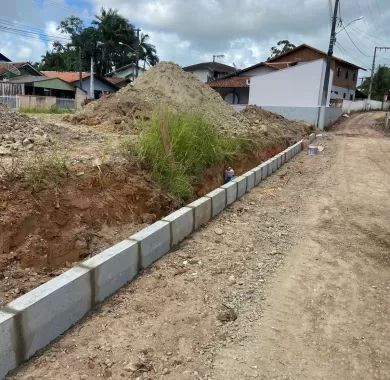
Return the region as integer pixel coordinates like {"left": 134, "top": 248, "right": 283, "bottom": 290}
{"left": 92, "top": 8, "right": 136, "bottom": 74}
{"left": 138, "top": 33, "right": 159, "bottom": 69}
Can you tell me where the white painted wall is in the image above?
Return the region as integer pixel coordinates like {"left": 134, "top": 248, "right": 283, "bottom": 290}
{"left": 249, "top": 59, "right": 332, "bottom": 107}
{"left": 331, "top": 85, "right": 355, "bottom": 101}
{"left": 342, "top": 99, "right": 390, "bottom": 113}
{"left": 190, "top": 70, "right": 210, "bottom": 83}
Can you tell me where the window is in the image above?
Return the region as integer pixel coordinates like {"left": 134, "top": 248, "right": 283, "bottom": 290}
{"left": 345, "top": 70, "right": 349, "bottom": 79}
{"left": 337, "top": 67, "right": 341, "bottom": 77}
{"left": 353, "top": 72, "right": 356, "bottom": 81}
{"left": 343, "top": 93, "right": 346, "bottom": 99}
{"left": 350, "top": 94, "right": 353, "bottom": 100}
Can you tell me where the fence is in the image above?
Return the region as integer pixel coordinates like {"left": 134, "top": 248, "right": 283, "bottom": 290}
{"left": 0, "top": 95, "right": 20, "bottom": 109}
{"left": 342, "top": 99, "right": 390, "bottom": 113}
{"left": 0, "top": 95, "right": 75, "bottom": 111}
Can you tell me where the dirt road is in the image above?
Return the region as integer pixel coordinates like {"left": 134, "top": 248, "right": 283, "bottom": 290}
{"left": 8, "top": 112, "right": 390, "bottom": 380}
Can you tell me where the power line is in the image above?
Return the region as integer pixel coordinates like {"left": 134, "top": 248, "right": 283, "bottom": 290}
{"left": 341, "top": 25, "right": 372, "bottom": 57}
{"left": 0, "top": 18, "right": 70, "bottom": 42}
{"left": 335, "top": 41, "right": 370, "bottom": 68}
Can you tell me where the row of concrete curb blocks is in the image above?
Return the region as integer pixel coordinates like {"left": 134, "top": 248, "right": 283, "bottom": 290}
{"left": 0, "top": 137, "right": 306, "bottom": 380}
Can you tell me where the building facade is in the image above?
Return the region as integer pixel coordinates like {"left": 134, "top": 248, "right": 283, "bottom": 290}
{"left": 267, "top": 44, "right": 364, "bottom": 101}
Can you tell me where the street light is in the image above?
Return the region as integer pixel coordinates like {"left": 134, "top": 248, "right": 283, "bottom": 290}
{"left": 118, "top": 41, "right": 137, "bottom": 54}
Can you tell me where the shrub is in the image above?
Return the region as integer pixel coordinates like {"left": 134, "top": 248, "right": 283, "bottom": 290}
{"left": 24, "top": 150, "right": 70, "bottom": 191}
{"left": 137, "top": 110, "right": 244, "bottom": 199}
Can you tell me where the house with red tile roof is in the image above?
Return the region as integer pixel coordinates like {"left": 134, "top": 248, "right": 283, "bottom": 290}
{"left": 42, "top": 71, "right": 119, "bottom": 99}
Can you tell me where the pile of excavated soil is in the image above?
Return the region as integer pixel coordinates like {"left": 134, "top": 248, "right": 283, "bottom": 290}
{"left": 69, "top": 62, "right": 252, "bottom": 136}
{"left": 240, "top": 105, "right": 312, "bottom": 143}
{"left": 69, "top": 62, "right": 312, "bottom": 141}
{"left": 0, "top": 104, "right": 70, "bottom": 156}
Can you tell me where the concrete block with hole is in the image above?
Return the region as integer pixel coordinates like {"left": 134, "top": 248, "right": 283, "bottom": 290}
{"left": 206, "top": 188, "right": 226, "bottom": 217}
{"left": 244, "top": 171, "right": 255, "bottom": 191}
{"left": 221, "top": 181, "right": 237, "bottom": 205}
{"left": 233, "top": 176, "right": 247, "bottom": 199}
{"left": 187, "top": 197, "right": 211, "bottom": 230}
{"left": 82, "top": 239, "right": 139, "bottom": 303}
{"left": 130, "top": 221, "right": 171, "bottom": 268}
{"left": 0, "top": 310, "right": 17, "bottom": 380}
{"left": 162, "top": 207, "right": 194, "bottom": 246}
{"left": 6, "top": 266, "right": 92, "bottom": 364}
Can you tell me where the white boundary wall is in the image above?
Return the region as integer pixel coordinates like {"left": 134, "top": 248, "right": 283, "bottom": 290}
{"left": 342, "top": 99, "right": 390, "bottom": 113}
{"left": 0, "top": 136, "right": 313, "bottom": 379}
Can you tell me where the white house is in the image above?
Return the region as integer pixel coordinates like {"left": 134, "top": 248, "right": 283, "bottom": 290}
{"left": 183, "top": 62, "right": 237, "bottom": 83}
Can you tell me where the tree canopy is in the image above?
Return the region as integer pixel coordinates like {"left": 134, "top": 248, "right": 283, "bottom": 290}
{"left": 268, "top": 40, "right": 296, "bottom": 60}
{"left": 359, "top": 66, "right": 390, "bottom": 101}
{"left": 37, "top": 8, "right": 159, "bottom": 76}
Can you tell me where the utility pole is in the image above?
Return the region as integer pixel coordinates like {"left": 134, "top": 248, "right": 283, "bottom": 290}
{"left": 368, "top": 46, "right": 390, "bottom": 100}
{"left": 135, "top": 28, "right": 141, "bottom": 79}
{"left": 90, "top": 56, "right": 94, "bottom": 99}
{"left": 321, "top": 0, "right": 339, "bottom": 106}
{"left": 78, "top": 48, "right": 83, "bottom": 90}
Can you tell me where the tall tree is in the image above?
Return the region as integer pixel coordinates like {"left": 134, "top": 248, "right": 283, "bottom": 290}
{"left": 37, "top": 8, "right": 159, "bottom": 76}
{"left": 139, "top": 33, "right": 159, "bottom": 69}
{"left": 359, "top": 65, "right": 390, "bottom": 101}
{"left": 268, "top": 40, "right": 296, "bottom": 60}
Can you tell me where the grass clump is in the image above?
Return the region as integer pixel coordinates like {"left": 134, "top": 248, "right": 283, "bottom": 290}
{"left": 20, "top": 105, "right": 74, "bottom": 114}
{"left": 137, "top": 110, "right": 244, "bottom": 200}
{"left": 24, "top": 150, "right": 70, "bottom": 191}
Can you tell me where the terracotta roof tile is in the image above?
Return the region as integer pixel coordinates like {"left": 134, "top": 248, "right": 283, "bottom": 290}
{"left": 209, "top": 76, "right": 250, "bottom": 88}
{"left": 42, "top": 71, "right": 90, "bottom": 83}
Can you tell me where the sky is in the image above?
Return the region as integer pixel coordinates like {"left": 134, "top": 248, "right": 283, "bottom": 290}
{"left": 1, "top": 0, "right": 390, "bottom": 80}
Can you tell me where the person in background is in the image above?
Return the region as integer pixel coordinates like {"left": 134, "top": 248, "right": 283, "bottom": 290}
{"left": 224, "top": 166, "right": 235, "bottom": 184}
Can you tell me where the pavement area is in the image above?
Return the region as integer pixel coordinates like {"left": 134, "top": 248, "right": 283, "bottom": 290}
{"left": 8, "top": 112, "right": 390, "bottom": 380}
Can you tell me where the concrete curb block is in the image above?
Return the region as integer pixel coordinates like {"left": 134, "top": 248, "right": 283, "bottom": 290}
{"left": 221, "top": 181, "right": 238, "bottom": 206}
{"left": 233, "top": 175, "right": 247, "bottom": 199}
{"left": 82, "top": 239, "right": 139, "bottom": 304}
{"left": 243, "top": 171, "right": 255, "bottom": 192}
{"left": 0, "top": 136, "right": 307, "bottom": 379}
{"left": 253, "top": 166, "right": 263, "bottom": 186}
{"left": 130, "top": 221, "right": 171, "bottom": 269}
{"left": 187, "top": 197, "right": 211, "bottom": 230}
{"left": 206, "top": 188, "right": 226, "bottom": 217}
{"left": 162, "top": 207, "right": 194, "bottom": 247}
{"left": 309, "top": 133, "right": 316, "bottom": 143}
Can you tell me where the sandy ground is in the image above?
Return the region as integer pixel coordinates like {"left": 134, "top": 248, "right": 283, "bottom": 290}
{"left": 8, "top": 112, "right": 390, "bottom": 380}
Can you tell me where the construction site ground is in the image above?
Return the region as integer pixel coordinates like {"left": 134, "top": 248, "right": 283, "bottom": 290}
{"left": 8, "top": 112, "right": 390, "bottom": 380}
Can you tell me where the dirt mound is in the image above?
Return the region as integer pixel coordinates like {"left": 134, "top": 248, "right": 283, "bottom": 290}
{"left": 0, "top": 104, "right": 61, "bottom": 155}
{"left": 240, "top": 105, "right": 312, "bottom": 142}
{"left": 69, "top": 62, "right": 253, "bottom": 136}
{"left": 69, "top": 62, "right": 312, "bottom": 142}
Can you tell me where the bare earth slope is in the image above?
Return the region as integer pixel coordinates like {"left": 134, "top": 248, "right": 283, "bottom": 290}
{"left": 9, "top": 112, "right": 390, "bottom": 380}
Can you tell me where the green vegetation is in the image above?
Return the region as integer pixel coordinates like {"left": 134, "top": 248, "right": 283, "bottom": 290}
{"left": 37, "top": 9, "right": 159, "bottom": 76}
{"left": 20, "top": 105, "right": 74, "bottom": 114}
{"left": 359, "top": 66, "right": 390, "bottom": 101}
{"left": 268, "top": 40, "right": 296, "bottom": 60}
{"left": 24, "top": 150, "right": 70, "bottom": 192}
{"left": 136, "top": 110, "right": 244, "bottom": 200}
